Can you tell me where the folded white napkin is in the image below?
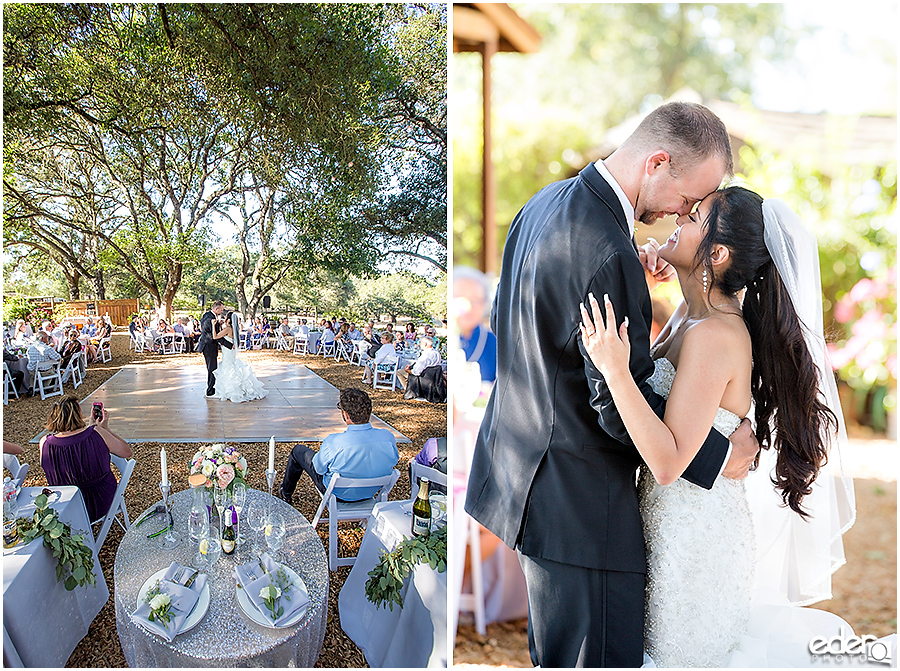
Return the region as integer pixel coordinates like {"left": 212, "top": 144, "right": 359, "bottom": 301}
{"left": 233, "top": 553, "right": 309, "bottom": 626}
{"left": 130, "top": 562, "right": 207, "bottom": 641}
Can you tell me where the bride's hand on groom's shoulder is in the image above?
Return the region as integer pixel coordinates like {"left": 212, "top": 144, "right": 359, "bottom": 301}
{"left": 639, "top": 239, "right": 676, "bottom": 291}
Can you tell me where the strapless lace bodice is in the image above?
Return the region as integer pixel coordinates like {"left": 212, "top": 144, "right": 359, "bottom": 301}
{"left": 640, "top": 355, "right": 755, "bottom": 667}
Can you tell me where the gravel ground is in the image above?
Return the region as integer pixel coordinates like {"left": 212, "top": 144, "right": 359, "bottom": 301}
{"left": 3, "top": 330, "right": 446, "bottom": 668}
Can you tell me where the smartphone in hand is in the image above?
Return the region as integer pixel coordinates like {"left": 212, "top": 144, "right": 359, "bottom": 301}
{"left": 92, "top": 402, "right": 103, "bottom": 421}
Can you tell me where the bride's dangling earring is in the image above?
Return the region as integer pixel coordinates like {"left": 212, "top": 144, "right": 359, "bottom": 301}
{"left": 702, "top": 268, "right": 708, "bottom": 293}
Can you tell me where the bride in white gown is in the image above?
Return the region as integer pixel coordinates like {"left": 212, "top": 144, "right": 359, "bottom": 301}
{"left": 212, "top": 311, "right": 268, "bottom": 403}
{"left": 580, "top": 189, "right": 881, "bottom": 667}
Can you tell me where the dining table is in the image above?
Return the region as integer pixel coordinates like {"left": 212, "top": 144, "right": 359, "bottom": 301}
{"left": 338, "top": 498, "right": 447, "bottom": 668}
{"left": 305, "top": 331, "right": 322, "bottom": 355}
{"left": 113, "top": 488, "right": 329, "bottom": 667}
{"left": 3, "top": 485, "right": 109, "bottom": 668}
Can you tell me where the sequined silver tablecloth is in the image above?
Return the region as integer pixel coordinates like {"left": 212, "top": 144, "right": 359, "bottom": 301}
{"left": 114, "top": 488, "right": 328, "bottom": 667}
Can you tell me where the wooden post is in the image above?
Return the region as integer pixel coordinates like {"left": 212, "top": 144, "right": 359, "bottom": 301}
{"left": 481, "top": 38, "right": 498, "bottom": 276}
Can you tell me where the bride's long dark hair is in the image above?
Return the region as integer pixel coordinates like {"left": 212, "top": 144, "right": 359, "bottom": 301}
{"left": 693, "top": 186, "right": 836, "bottom": 517}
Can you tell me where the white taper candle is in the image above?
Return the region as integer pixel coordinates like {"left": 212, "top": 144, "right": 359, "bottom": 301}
{"left": 268, "top": 436, "right": 275, "bottom": 472}
{"left": 160, "top": 448, "right": 168, "bottom": 486}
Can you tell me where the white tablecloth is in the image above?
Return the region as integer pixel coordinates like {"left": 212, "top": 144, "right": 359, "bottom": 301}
{"left": 338, "top": 500, "right": 447, "bottom": 667}
{"left": 114, "top": 488, "right": 329, "bottom": 667}
{"left": 3, "top": 486, "right": 109, "bottom": 667}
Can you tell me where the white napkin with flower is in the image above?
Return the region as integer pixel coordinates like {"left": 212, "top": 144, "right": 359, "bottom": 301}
{"left": 233, "top": 552, "right": 309, "bottom": 626}
{"left": 130, "top": 562, "right": 208, "bottom": 641}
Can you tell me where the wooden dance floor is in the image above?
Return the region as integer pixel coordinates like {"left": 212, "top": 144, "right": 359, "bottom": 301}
{"left": 30, "top": 362, "right": 410, "bottom": 444}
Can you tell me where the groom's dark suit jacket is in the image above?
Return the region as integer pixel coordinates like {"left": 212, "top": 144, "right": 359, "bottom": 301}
{"left": 196, "top": 310, "right": 218, "bottom": 353}
{"left": 465, "top": 164, "right": 729, "bottom": 574}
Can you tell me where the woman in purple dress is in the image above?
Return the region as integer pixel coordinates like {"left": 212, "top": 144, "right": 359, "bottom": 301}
{"left": 40, "top": 396, "right": 133, "bottom": 522}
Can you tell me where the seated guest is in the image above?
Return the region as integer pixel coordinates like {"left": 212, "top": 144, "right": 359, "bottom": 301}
{"left": 128, "top": 316, "right": 140, "bottom": 340}
{"left": 404, "top": 322, "right": 417, "bottom": 342}
{"left": 361, "top": 331, "right": 399, "bottom": 385}
{"left": 278, "top": 388, "right": 398, "bottom": 504}
{"left": 409, "top": 437, "right": 447, "bottom": 494}
{"left": 12, "top": 319, "right": 32, "bottom": 345}
{"left": 59, "top": 330, "right": 84, "bottom": 372}
{"left": 455, "top": 265, "right": 498, "bottom": 385}
{"left": 398, "top": 335, "right": 442, "bottom": 390}
{"left": 3, "top": 349, "right": 25, "bottom": 393}
{"left": 39, "top": 396, "right": 132, "bottom": 522}
{"left": 347, "top": 323, "right": 362, "bottom": 341}
{"left": 318, "top": 320, "right": 336, "bottom": 353}
{"left": 293, "top": 318, "right": 310, "bottom": 339}
{"left": 335, "top": 323, "right": 353, "bottom": 355}
{"left": 172, "top": 316, "right": 191, "bottom": 349}
{"left": 26, "top": 332, "right": 62, "bottom": 375}
{"left": 83, "top": 317, "right": 98, "bottom": 339}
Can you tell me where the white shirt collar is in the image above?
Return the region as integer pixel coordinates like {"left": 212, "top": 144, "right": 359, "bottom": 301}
{"left": 594, "top": 160, "right": 635, "bottom": 232}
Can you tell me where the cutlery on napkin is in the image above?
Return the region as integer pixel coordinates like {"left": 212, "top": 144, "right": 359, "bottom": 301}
{"left": 233, "top": 553, "right": 309, "bottom": 626}
{"left": 130, "top": 562, "right": 208, "bottom": 641}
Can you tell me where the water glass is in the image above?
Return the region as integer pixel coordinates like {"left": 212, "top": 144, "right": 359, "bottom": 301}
{"left": 191, "top": 513, "right": 211, "bottom": 569}
{"left": 264, "top": 511, "right": 286, "bottom": 560}
{"left": 204, "top": 525, "right": 222, "bottom": 567}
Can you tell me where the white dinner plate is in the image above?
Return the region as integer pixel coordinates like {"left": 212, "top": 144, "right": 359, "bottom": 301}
{"left": 136, "top": 567, "right": 211, "bottom": 636}
{"left": 235, "top": 563, "right": 308, "bottom": 629}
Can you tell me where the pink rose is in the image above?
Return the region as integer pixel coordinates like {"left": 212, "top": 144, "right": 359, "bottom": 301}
{"left": 216, "top": 463, "right": 235, "bottom": 488}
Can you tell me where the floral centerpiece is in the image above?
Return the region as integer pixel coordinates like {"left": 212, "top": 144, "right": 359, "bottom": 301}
{"left": 190, "top": 444, "right": 248, "bottom": 494}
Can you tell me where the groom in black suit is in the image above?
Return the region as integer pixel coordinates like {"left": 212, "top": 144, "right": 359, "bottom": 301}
{"left": 197, "top": 300, "right": 224, "bottom": 397}
{"left": 465, "top": 103, "right": 760, "bottom": 667}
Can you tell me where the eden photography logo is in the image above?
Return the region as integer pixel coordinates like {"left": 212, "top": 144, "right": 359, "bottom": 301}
{"left": 809, "top": 628, "right": 893, "bottom": 665}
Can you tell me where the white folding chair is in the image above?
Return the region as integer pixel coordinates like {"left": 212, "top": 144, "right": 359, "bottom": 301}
{"left": 349, "top": 341, "right": 368, "bottom": 366}
{"left": 61, "top": 352, "right": 83, "bottom": 389}
{"left": 32, "top": 360, "right": 64, "bottom": 400}
{"left": 409, "top": 461, "right": 448, "bottom": 499}
{"left": 373, "top": 358, "right": 400, "bottom": 391}
{"left": 311, "top": 469, "right": 400, "bottom": 571}
{"left": 274, "top": 330, "right": 292, "bottom": 351}
{"left": 3, "top": 362, "right": 19, "bottom": 405}
{"left": 293, "top": 334, "right": 309, "bottom": 355}
{"left": 334, "top": 340, "right": 353, "bottom": 363}
{"left": 97, "top": 336, "right": 112, "bottom": 363}
{"left": 3, "top": 454, "right": 29, "bottom": 485}
{"left": 92, "top": 454, "right": 135, "bottom": 550}
{"left": 319, "top": 339, "right": 336, "bottom": 357}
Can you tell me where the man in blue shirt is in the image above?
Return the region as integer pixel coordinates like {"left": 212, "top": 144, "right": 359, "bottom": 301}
{"left": 278, "top": 388, "right": 399, "bottom": 503}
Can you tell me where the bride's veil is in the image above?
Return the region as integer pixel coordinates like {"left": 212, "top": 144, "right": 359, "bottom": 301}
{"left": 231, "top": 312, "right": 242, "bottom": 347}
{"left": 744, "top": 199, "right": 856, "bottom": 607}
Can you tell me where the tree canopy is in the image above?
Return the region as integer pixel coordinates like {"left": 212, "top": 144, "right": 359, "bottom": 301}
{"left": 4, "top": 3, "right": 447, "bottom": 318}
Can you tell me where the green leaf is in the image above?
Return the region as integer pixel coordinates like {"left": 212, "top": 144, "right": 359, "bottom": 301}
{"left": 64, "top": 575, "right": 77, "bottom": 591}
{"left": 40, "top": 514, "right": 55, "bottom": 527}
{"left": 34, "top": 494, "right": 48, "bottom": 508}
{"left": 49, "top": 525, "right": 64, "bottom": 539}
{"left": 73, "top": 565, "right": 86, "bottom": 581}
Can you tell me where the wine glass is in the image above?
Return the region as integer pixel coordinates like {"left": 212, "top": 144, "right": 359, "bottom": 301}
{"left": 232, "top": 482, "right": 247, "bottom": 547}
{"left": 264, "top": 511, "right": 286, "bottom": 562}
{"left": 191, "top": 513, "right": 211, "bottom": 569}
{"left": 213, "top": 484, "right": 227, "bottom": 535}
{"left": 247, "top": 500, "right": 266, "bottom": 555}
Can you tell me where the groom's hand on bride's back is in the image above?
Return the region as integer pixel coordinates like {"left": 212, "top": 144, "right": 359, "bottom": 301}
{"left": 721, "top": 418, "right": 760, "bottom": 480}
{"left": 639, "top": 238, "right": 676, "bottom": 291}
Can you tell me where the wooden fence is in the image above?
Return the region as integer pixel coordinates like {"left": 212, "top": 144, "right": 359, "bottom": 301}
{"left": 57, "top": 299, "right": 139, "bottom": 327}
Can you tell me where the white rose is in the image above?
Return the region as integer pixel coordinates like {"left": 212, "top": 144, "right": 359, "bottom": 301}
{"left": 201, "top": 462, "right": 214, "bottom": 477}
{"left": 150, "top": 593, "right": 170, "bottom": 610}
{"left": 238, "top": 457, "right": 248, "bottom": 472}
{"left": 192, "top": 451, "right": 202, "bottom": 462}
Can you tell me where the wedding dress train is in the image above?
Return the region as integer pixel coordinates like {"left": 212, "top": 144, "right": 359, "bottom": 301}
{"left": 640, "top": 356, "right": 889, "bottom": 668}
{"left": 213, "top": 337, "right": 268, "bottom": 403}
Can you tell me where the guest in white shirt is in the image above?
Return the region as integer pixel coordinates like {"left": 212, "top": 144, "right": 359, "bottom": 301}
{"left": 293, "top": 318, "right": 310, "bottom": 338}
{"left": 398, "top": 336, "right": 442, "bottom": 390}
{"left": 348, "top": 323, "right": 362, "bottom": 341}
{"left": 361, "top": 331, "right": 399, "bottom": 384}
